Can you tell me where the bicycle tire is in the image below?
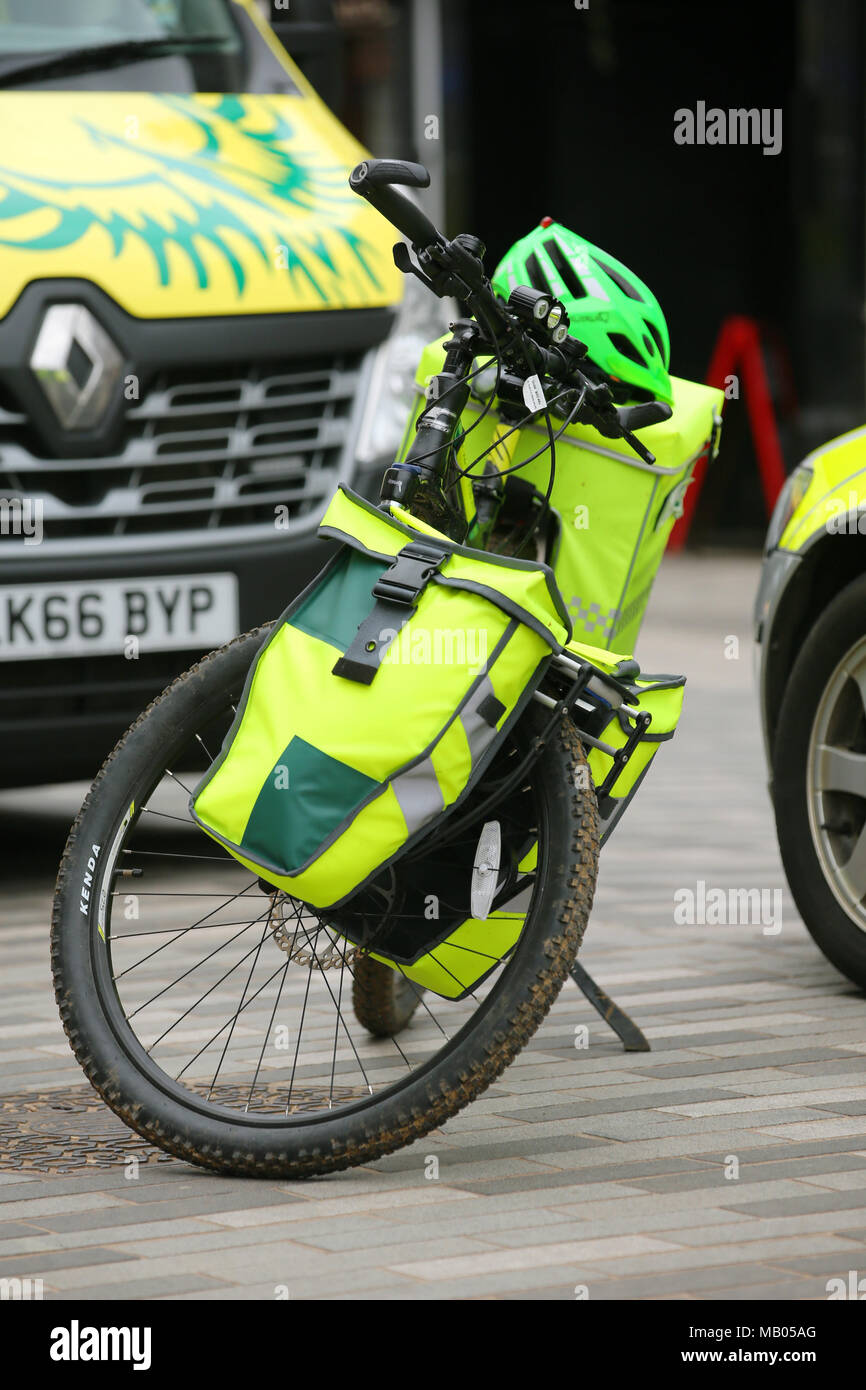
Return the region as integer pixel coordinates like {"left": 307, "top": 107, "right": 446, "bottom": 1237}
{"left": 51, "top": 625, "right": 598, "bottom": 1178}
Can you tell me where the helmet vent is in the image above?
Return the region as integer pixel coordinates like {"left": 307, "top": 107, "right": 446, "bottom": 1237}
{"left": 525, "top": 251, "right": 553, "bottom": 297}
{"left": 644, "top": 318, "right": 667, "bottom": 362}
{"left": 592, "top": 256, "right": 644, "bottom": 302}
{"left": 608, "top": 332, "right": 647, "bottom": 367}
{"left": 543, "top": 238, "right": 588, "bottom": 299}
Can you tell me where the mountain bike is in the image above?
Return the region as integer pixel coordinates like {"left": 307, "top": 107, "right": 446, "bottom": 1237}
{"left": 51, "top": 159, "right": 681, "bottom": 1177}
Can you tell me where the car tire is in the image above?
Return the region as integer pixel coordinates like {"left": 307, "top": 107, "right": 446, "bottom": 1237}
{"left": 773, "top": 574, "right": 866, "bottom": 990}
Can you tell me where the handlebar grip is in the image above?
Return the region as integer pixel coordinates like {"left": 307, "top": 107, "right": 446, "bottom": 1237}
{"left": 349, "top": 158, "right": 442, "bottom": 249}
{"left": 352, "top": 158, "right": 430, "bottom": 190}
{"left": 616, "top": 401, "right": 673, "bottom": 432}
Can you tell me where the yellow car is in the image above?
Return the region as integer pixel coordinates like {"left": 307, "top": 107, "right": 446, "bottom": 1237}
{"left": 0, "top": 0, "right": 446, "bottom": 786}
{"left": 756, "top": 427, "right": 866, "bottom": 988}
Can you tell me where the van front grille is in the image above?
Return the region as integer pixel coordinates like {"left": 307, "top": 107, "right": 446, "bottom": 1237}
{"left": 0, "top": 352, "right": 368, "bottom": 549}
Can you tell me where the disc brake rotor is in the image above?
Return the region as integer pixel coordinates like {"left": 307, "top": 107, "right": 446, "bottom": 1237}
{"left": 269, "top": 893, "right": 362, "bottom": 970}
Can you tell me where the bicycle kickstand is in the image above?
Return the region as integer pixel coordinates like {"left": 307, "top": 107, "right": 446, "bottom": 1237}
{"left": 569, "top": 960, "right": 651, "bottom": 1052}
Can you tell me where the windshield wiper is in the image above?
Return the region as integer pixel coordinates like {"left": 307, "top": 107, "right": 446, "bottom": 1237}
{"left": 0, "top": 35, "right": 231, "bottom": 89}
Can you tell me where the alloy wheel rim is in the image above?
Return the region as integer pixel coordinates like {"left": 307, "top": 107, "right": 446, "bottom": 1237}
{"left": 806, "top": 635, "right": 866, "bottom": 934}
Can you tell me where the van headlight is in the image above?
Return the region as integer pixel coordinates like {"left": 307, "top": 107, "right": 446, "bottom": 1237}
{"left": 764, "top": 462, "right": 813, "bottom": 553}
{"left": 355, "top": 272, "right": 453, "bottom": 465}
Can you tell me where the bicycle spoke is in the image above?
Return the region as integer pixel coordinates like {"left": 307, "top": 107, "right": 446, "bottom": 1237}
{"left": 208, "top": 914, "right": 274, "bottom": 1102}
{"left": 329, "top": 957, "right": 346, "bottom": 1108}
{"left": 123, "top": 848, "right": 237, "bottom": 863}
{"left": 113, "top": 880, "right": 261, "bottom": 977}
{"left": 195, "top": 732, "right": 215, "bottom": 763}
{"left": 286, "top": 933, "right": 318, "bottom": 1113}
{"left": 92, "top": 684, "right": 546, "bottom": 1130}
{"left": 128, "top": 916, "right": 267, "bottom": 1024}
{"left": 140, "top": 806, "right": 200, "bottom": 828}
{"left": 109, "top": 918, "right": 285, "bottom": 940}
{"left": 394, "top": 963, "right": 449, "bottom": 1039}
{"left": 174, "top": 957, "right": 294, "bottom": 1080}
{"left": 297, "top": 929, "right": 376, "bottom": 1095}
{"left": 164, "top": 767, "right": 197, "bottom": 798}
{"left": 245, "top": 958, "right": 291, "bottom": 1112}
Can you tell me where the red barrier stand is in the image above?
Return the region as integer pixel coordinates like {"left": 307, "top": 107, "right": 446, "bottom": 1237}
{"left": 669, "top": 315, "right": 789, "bottom": 551}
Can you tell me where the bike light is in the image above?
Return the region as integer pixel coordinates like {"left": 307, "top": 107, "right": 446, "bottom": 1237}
{"left": 546, "top": 301, "right": 569, "bottom": 343}
{"left": 508, "top": 285, "right": 552, "bottom": 323}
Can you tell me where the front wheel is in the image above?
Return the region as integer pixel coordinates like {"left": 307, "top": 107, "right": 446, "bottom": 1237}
{"left": 774, "top": 574, "right": 866, "bottom": 989}
{"left": 52, "top": 626, "right": 599, "bottom": 1178}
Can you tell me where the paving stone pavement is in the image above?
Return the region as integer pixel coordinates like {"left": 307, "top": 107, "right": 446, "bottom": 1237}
{"left": 1, "top": 550, "right": 865, "bottom": 1302}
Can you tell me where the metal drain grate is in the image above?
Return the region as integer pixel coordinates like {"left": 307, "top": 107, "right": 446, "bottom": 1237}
{"left": 187, "top": 1081, "right": 372, "bottom": 1113}
{"left": 0, "top": 1081, "right": 371, "bottom": 1173}
{"left": 0, "top": 1087, "right": 174, "bottom": 1174}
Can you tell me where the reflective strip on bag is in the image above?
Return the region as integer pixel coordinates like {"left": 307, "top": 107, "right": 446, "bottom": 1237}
{"left": 391, "top": 755, "right": 445, "bottom": 837}
{"left": 459, "top": 674, "right": 499, "bottom": 762}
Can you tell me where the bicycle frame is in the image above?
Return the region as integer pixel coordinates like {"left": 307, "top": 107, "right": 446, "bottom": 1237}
{"left": 378, "top": 319, "right": 479, "bottom": 541}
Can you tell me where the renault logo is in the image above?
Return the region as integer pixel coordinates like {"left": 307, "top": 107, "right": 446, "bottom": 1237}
{"left": 30, "top": 304, "right": 124, "bottom": 430}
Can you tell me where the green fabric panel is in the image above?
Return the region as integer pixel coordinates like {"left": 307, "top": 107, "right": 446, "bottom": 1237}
{"left": 240, "top": 736, "right": 378, "bottom": 872}
{"left": 290, "top": 550, "right": 385, "bottom": 653}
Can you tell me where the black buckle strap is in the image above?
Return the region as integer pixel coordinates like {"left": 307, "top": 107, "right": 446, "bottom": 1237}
{"left": 371, "top": 540, "right": 449, "bottom": 606}
{"left": 332, "top": 540, "right": 450, "bottom": 685}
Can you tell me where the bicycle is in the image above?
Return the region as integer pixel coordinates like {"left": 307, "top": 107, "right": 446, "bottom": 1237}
{"left": 51, "top": 159, "right": 679, "bottom": 1177}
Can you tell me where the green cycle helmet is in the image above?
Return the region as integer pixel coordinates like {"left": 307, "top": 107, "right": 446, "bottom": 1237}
{"left": 492, "top": 218, "right": 673, "bottom": 405}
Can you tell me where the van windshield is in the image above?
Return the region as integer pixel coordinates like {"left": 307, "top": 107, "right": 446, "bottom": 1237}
{"left": 0, "top": 0, "right": 298, "bottom": 94}
{"left": 0, "top": 0, "right": 237, "bottom": 52}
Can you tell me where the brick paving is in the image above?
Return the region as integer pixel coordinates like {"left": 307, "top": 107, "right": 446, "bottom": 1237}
{"left": 1, "top": 551, "right": 865, "bottom": 1301}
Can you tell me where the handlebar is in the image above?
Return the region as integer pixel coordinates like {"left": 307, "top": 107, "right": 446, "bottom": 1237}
{"left": 349, "top": 159, "right": 443, "bottom": 251}
{"left": 349, "top": 157, "right": 671, "bottom": 465}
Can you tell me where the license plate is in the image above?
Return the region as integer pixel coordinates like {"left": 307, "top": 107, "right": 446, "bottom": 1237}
{"left": 0, "top": 573, "right": 239, "bottom": 662}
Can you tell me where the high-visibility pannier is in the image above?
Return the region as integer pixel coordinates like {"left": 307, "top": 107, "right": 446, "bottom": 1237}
{"left": 352, "top": 641, "right": 685, "bottom": 1000}
{"left": 399, "top": 338, "right": 724, "bottom": 654}
{"left": 190, "top": 486, "right": 686, "bottom": 996}
{"left": 190, "top": 487, "right": 572, "bottom": 910}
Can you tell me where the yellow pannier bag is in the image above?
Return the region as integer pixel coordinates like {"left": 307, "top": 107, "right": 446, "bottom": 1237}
{"left": 190, "top": 487, "right": 572, "bottom": 910}
{"left": 355, "top": 638, "right": 685, "bottom": 1000}
{"left": 400, "top": 336, "right": 723, "bottom": 653}
{"left": 563, "top": 637, "right": 686, "bottom": 843}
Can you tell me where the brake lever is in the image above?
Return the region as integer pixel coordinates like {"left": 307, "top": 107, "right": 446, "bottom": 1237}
{"left": 621, "top": 430, "right": 656, "bottom": 466}
{"left": 392, "top": 241, "right": 454, "bottom": 298}
{"left": 574, "top": 386, "right": 657, "bottom": 465}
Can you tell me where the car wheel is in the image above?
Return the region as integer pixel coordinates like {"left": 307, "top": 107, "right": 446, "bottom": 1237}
{"left": 774, "top": 573, "right": 866, "bottom": 989}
